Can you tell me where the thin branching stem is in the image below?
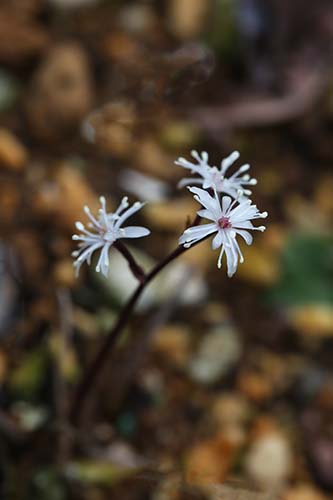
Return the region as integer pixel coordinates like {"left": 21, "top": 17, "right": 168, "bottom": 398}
{"left": 70, "top": 215, "right": 203, "bottom": 425}
{"left": 113, "top": 240, "right": 146, "bottom": 283}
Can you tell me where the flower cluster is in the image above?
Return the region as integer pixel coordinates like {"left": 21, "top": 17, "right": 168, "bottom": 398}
{"left": 72, "top": 150, "right": 267, "bottom": 278}
{"left": 175, "top": 150, "right": 257, "bottom": 198}
{"left": 176, "top": 150, "right": 267, "bottom": 276}
{"left": 72, "top": 196, "right": 150, "bottom": 277}
{"left": 179, "top": 187, "right": 267, "bottom": 277}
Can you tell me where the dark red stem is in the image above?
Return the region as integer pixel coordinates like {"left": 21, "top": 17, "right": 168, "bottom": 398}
{"left": 70, "top": 217, "right": 204, "bottom": 424}
{"left": 113, "top": 241, "right": 146, "bottom": 283}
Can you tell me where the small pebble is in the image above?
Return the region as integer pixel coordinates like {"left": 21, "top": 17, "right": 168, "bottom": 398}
{"left": 0, "top": 128, "right": 28, "bottom": 171}
{"left": 245, "top": 432, "right": 293, "bottom": 489}
{"left": 188, "top": 325, "right": 241, "bottom": 385}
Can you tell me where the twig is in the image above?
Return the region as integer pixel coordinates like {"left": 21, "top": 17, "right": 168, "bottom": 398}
{"left": 192, "top": 66, "right": 327, "bottom": 131}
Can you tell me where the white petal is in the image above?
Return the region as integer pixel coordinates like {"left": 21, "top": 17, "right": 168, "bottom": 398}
{"left": 232, "top": 220, "right": 254, "bottom": 230}
{"left": 235, "top": 229, "right": 253, "bottom": 245}
{"left": 221, "top": 151, "right": 240, "bottom": 174}
{"left": 197, "top": 209, "right": 215, "bottom": 221}
{"left": 114, "top": 201, "right": 145, "bottom": 229}
{"left": 76, "top": 242, "right": 103, "bottom": 263}
{"left": 212, "top": 231, "right": 223, "bottom": 250}
{"left": 224, "top": 244, "right": 236, "bottom": 276}
{"left": 189, "top": 187, "right": 221, "bottom": 220}
{"left": 179, "top": 223, "right": 216, "bottom": 245}
{"left": 222, "top": 196, "right": 232, "bottom": 214}
{"left": 95, "top": 243, "right": 111, "bottom": 277}
{"left": 175, "top": 156, "right": 203, "bottom": 174}
{"left": 217, "top": 245, "right": 225, "bottom": 268}
{"left": 183, "top": 223, "right": 216, "bottom": 237}
{"left": 228, "top": 200, "right": 253, "bottom": 222}
{"left": 177, "top": 177, "right": 203, "bottom": 188}
{"left": 121, "top": 226, "right": 150, "bottom": 238}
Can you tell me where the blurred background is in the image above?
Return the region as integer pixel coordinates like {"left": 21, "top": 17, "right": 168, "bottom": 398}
{"left": 0, "top": 0, "right": 333, "bottom": 498}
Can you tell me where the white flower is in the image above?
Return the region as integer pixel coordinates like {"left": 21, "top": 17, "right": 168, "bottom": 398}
{"left": 175, "top": 150, "right": 257, "bottom": 198}
{"left": 179, "top": 187, "right": 268, "bottom": 277}
{"left": 72, "top": 196, "right": 150, "bottom": 277}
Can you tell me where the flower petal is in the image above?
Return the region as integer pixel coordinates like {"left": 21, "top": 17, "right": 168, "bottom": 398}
{"left": 212, "top": 231, "right": 223, "bottom": 250}
{"left": 114, "top": 201, "right": 145, "bottom": 229}
{"left": 179, "top": 223, "right": 216, "bottom": 246}
{"left": 220, "top": 151, "right": 240, "bottom": 174}
{"left": 177, "top": 178, "right": 203, "bottom": 188}
{"left": 197, "top": 209, "right": 215, "bottom": 221}
{"left": 235, "top": 229, "right": 253, "bottom": 245}
{"left": 222, "top": 196, "right": 233, "bottom": 214}
{"left": 189, "top": 187, "right": 221, "bottom": 220}
{"left": 121, "top": 226, "right": 150, "bottom": 238}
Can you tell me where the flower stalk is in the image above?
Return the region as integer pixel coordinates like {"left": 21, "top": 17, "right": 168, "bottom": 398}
{"left": 70, "top": 221, "right": 208, "bottom": 425}
{"left": 113, "top": 241, "right": 146, "bottom": 283}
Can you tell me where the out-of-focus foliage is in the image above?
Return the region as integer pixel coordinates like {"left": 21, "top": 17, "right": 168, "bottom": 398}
{"left": 269, "top": 234, "right": 333, "bottom": 306}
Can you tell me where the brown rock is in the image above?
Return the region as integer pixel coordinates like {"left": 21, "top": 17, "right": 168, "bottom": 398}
{"left": 178, "top": 238, "right": 214, "bottom": 272}
{"left": 314, "top": 175, "right": 333, "bottom": 220}
{"left": 0, "top": 11, "right": 48, "bottom": 63}
{"left": 167, "top": 0, "right": 211, "bottom": 39}
{"left": 84, "top": 101, "right": 136, "bottom": 158}
{"left": 283, "top": 484, "right": 329, "bottom": 500}
{"left": 33, "top": 163, "right": 100, "bottom": 232}
{"left": 134, "top": 139, "right": 175, "bottom": 181}
{"left": 186, "top": 433, "right": 235, "bottom": 485}
{"left": 14, "top": 231, "right": 47, "bottom": 278}
{"left": 152, "top": 324, "right": 191, "bottom": 367}
{"left": 53, "top": 259, "right": 76, "bottom": 288}
{"left": 236, "top": 242, "right": 280, "bottom": 286}
{"left": 143, "top": 198, "right": 197, "bottom": 232}
{"left": 0, "top": 180, "right": 20, "bottom": 225}
{"left": 103, "top": 32, "right": 143, "bottom": 65}
{"left": 0, "top": 129, "right": 28, "bottom": 171}
{"left": 201, "top": 303, "right": 230, "bottom": 324}
{"left": 26, "top": 43, "right": 94, "bottom": 139}
{"left": 211, "top": 393, "right": 251, "bottom": 428}
{"left": 287, "top": 305, "right": 333, "bottom": 338}
{"left": 237, "top": 371, "right": 273, "bottom": 403}
{"left": 245, "top": 431, "right": 293, "bottom": 489}
{"left": 1, "top": 0, "right": 43, "bottom": 20}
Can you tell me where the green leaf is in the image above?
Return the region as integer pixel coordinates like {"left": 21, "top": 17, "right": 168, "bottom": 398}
{"left": 65, "top": 460, "right": 141, "bottom": 486}
{"left": 9, "top": 348, "right": 49, "bottom": 400}
{"left": 30, "top": 468, "right": 66, "bottom": 500}
{"left": 268, "top": 233, "right": 333, "bottom": 306}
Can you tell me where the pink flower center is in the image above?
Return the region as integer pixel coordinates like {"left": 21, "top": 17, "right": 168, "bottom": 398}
{"left": 217, "top": 216, "right": 232, "bottom": 229}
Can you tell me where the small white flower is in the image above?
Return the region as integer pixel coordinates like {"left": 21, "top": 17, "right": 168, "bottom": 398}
{"left": 175, "top": 150, "right": 257, "bottom": 198}
{"left": 179, "top": 187, "right": 268, "bottom": 277}
{"left": 72, "top": 196, "right": 150, "bottom": 277}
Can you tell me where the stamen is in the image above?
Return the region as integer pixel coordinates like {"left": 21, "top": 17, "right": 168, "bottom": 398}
{"left": 217, "top": 216, "right": 232, "bottom": 229}
{"left": 75, "top": 222, "right": 85, "bottom": 231}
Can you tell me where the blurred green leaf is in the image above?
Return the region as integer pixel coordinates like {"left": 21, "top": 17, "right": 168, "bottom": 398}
{"left": 10, "top": 348, "right": 49, "bottom": 400}
{"left": 0, "top": 69, "right": 20, "bottom": 112}
{"left": 65, "top": 460, "right": 140, "bottom": 486}
{"left": 268, "top": 234, "right": 333, "bottom": 306}
{"left": 115, "top": 412, "right": 137, "bottom": 438}
{"left": 30, "top": 468, "right": 66, "bottom": 500}
{"left": 206, "top": 0, "right": 241, "bottom": 63}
